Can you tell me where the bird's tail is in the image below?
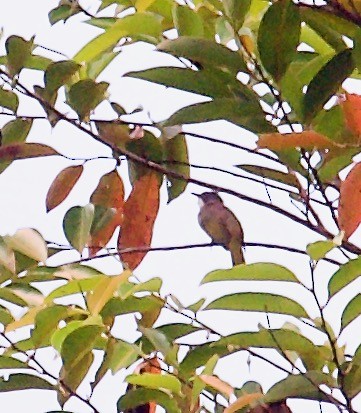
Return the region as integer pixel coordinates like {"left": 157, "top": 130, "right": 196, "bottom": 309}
{"left": 229, "top": 240, "right": 245, "bottom": 265}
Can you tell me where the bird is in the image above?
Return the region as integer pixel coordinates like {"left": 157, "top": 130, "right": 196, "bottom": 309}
{"left": 193, "top": 192, "right": 245, "bottom": 265}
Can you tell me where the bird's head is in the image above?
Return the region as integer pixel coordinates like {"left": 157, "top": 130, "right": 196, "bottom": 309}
{"left": 192, "top": 192, "right": 223, "bottom": 206}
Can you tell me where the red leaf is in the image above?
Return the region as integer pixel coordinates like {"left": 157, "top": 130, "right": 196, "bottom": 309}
{"left": 0, "top": 143, "right": 58, "bottom": 161}
{"left": 258, "top": 131, "right": 335, "bottom": 151}
{"left": 89, "top": 171, "right": 125, "bottom": 257}
{"left": 340, "top": 92, "right": 361, "bottom": 138}
{"left": 338, "top": 162, "right": 361, "bottom": 239}
{"left": 46, "top": 165, "right": 84, "bottom": 212}
{"left": 118, "top": 173, "right": 160, "bottom": 270}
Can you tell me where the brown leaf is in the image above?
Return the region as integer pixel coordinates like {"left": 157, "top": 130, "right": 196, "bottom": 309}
{"left": 249, "top": 401, "right": 292, "bottom": 413}
{"left": 46, "top": 165, "right": 83, "bottom": 212}
{"left": 89, "top": 171, "right": 125, "bottom": 256}
{"left": 95, "top": 121, "right": 130, "bottom": 148}
{"left": 338, "top": 162, "right": 361, "bottom": 239}
{"left": 118, "top": 173, "right": 160, "bottom": 270}
{"left": 224, "top": 392, "right": 264, "bottom": 413}
{"left": 91, "top": 170, "right": 124, "bottom": 208}
{"left": 0, "top": 143, "right": 58, "bottom": 161}
{"left": 258, "top": 131, "right": 335, "bottom": 151}
{"left": 199, "top": 374, "right": 234, "bottom": 399}
{"left": 340, "top": 93, "right": 361, "bottom": 139}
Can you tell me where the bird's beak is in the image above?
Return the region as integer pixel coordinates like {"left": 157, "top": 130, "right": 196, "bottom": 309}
{"left": 192, "top": 192, "right": 200, "bottom": 197}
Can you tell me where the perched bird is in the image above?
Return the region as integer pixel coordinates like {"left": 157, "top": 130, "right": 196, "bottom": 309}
{"left": 193, "top": 192, "right": 245, "bottom": 265}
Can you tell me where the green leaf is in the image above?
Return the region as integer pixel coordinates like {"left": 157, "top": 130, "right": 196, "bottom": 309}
{"left": 126, "top": 67, "right": 241, "bottom": 99}
{"left": 68, "top": 79, "right": 109, "bottom": 120}
{"left": 0, "top": 374, "right": 54, "bottom": 392}
{"left": 61, "top": 325, "right": 104, "bottom": 370}
{"left": 73, "top": 13, "right": 163, "bottom": 64}
{"left": 265, "top": 371, "right": 336, "bottom": 403}
{"left": 126, "top": 131, "right": 163, "bottom": 183}
{"left": 1, "top": 119, "right": 33, "bottom": 145}
{"left": 165, "top": 97, "right": 273, "bottom": 133}
{"left": 202, "top": 262, "right": 299, "bottom": 284}
{"left": 139, "top": 326, "right": 173, "bottom": 361}
{"left": 258, "top": 0, "right": 301, "bottom": 82}
{"left": 117, "top": 388, "right": 181, "bottom": 413}
{"left": 0, "top": 356, "right": 29, "bottom": 369}
{"left": 109, "top": 340, "right": 141, "bottom": 374}
{"left": 63, "top": 204, "right": 95, "bottom": 253}
{"left": 301, "top": 8, "right": 358, "bottom": 51}
{"left": 341, "top": 294, "right": 361, "bottom": 331}
{"left": 5, "top": 228, "right": 47, "bottom": 263}
{"left": 157, "top": 37, "right": 247, "bottom": 73}
{"left": 205, "top": 292, "right": 309, "bottom": 317}
{"left": 87, "top": 49, "right": 119, "bottom": 79}
{"left": 354, "top": 28, "right": 361, "bottom": 73}
{"left": 126, "top": 373, "right": 182, "bottom": 394}
{"left": 162, "top": 134, "right": 189, "bottom": 202}
{"left": 223, "top": 0, "right": 251, "bottom": 31}
{"left": 5, "top": 35, "right": 33, "bottom": 77}
{"left": 173, "top": 5, "right": 204, "bottom": 37}
{"left": 303, "top": 49, "right": 354, "bottom": 122}
{"left": 0, "top": 88, "right": 18, "bottom": 112}
{"left": 236, "top": 164, "right": 299, "bottom": 187}
{"left": 0, "top": 236, "right": 15, "bottom": 273}
{"left": 45, "top": 60, "right": 81, "bottom": 93}
{"left": 0, "top": 306, "right": 14, "bottom": 325}
{"left": 45, "top": 275, "right": 103, "bottom": 303}
{"left": 306, "top": 240, "right": 336, "bottom": 261}
{"left": 48, "top": 5, "right": 78, "bottom": 25}
{"left": 328, "top": 256, "right": 361, "bottom": 297}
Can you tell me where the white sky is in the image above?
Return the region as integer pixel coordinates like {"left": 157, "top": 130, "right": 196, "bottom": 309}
{"left": 0, "top": 1, "right": 360, "bottom": 412}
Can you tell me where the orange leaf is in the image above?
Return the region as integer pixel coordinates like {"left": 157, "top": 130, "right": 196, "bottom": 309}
{"left": 199, "top": 374, "right": 234, "bottom": 398}
{"left": 89, "top": 171, "right": 125, "bottom": 256}
{"left": 224, "top": 392, "right": 264, "bottom": 413}
{"left": 340, "top": 93, "right": 361, "bottom": 138}
{"left": 0, "top": 143, "right": 58, "bottom": 161}
{"left": 46, "top": 165, "right": 83, "bottom": 212}
{"left": 258, "top": 131, "right": 335, "bottom": 151}
{"left": 338, "top": 162, "right": 361, "bottom": 239}
{"left": 91, "top": 170, "right": 125, "bottom": 208}
{"left": 118, "top": 173, "right": 160, "bottom": 270}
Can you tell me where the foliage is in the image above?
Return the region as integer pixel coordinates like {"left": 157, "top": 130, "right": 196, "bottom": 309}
{"left": 1, "top": 0, "right": 361, "bottom": 412}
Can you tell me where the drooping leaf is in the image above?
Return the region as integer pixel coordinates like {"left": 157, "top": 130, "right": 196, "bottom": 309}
{"left": 173, "top": 5, "right": 204, "bottom": 37}
{"left": 162, "top": 134, "right": 189, "bottom": 202}
{"left": 67, "top": 79, "right": 109, "bottom": 121}
{"left": 202, "top": 263, "right": 299, "bottom": 284}
{"left": 0, "top": 88, "right": 18, "bottom": 112}
{"left": 0, "top": 236, "right": 16, "bottom": 273}
{"left": 63, "top": 204, "right": 95, "bottom": 253}
{"left": 340, "top": 92, "right": 361, "bottom": 138}
{"left": 258, "top": 0, "right": 301, "bottom": 82}
{"left": 223, "top": 0, "right": 251, "bottom": 31}
{"left": 126, "top": 131, "right": 163, "bottom": 184}
{"left": 48, "top": 4, "right": 80, "bottom": 25}
{"left": 87, "top": 271, "right": 131, "bottom": 315}
{"left": 225, "top": 393, "right": 264, "bottom": 413}
{"left": 205, "top": 292, "right": 309, "bottom": 318}
{"left": 89, "top": 170, "right": 125, "bottom": 256}
{"left": 157, "top": 37, "right": 247, "bottom": 73}
{"left": 45, "top": 60, "right": 81, "bottom": 93}
{"left": 5, "top": 228, "right": 47, "bottom": 263}
{"left": 5, "top": 35, "right": 33, "bottom": 77}
{"left": 338, "top": 162, "right": 361, "bottom": 239}
{"left": 95, "top": 121, "right": 131, "bottom": 148}
{"left": 1, "top": 118, "right": 33, "bottom": 145}
{"left": 46, "top": 165, "right": 84, "bottom": 212}
{"left": 341, "top": 294, "right": 361, "bottom": 331}
{"left": 328, "top": 256, "right": 361, "bottom": 297}
{"left": 303, "top": 49, "right": 354, "bottom": 122}
{"left": 118, "top": 173, "right": 160, "bottom": 270}
{"left": 258, "top": 131, "right": 335, "bottom": 151}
